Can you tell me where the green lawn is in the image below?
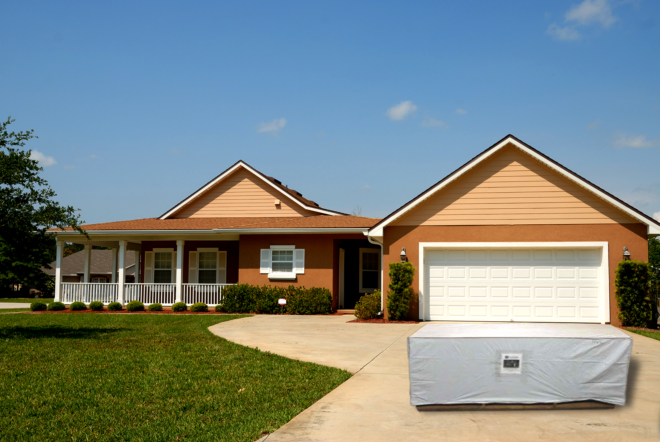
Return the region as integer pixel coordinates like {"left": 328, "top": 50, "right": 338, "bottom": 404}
{"left": 0, "top": 308, "right": 29, "bottom": 313}
{"left": 0, "top": 298, "right": 53, "bottom": 304}
{"left": 627, "top": 328, "right": 660, "bottom": 341}
{"left": 0, "top": 314, "right": 351, "bottom": 441}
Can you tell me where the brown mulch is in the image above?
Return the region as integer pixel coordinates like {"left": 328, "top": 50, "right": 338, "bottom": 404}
{"left": 33, "top": 309, "right": 231, "bottom": 315}
{"left": 348, "top": 318, "right": 419, "bottom": 324}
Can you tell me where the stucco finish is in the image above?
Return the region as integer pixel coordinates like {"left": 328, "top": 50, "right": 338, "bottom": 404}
{"left": 382, "top": 224, "right": 648, "bottom": 325}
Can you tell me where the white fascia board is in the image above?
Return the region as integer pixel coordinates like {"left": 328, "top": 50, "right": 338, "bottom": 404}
{"left": 53, "top": 228, "right": 369, "bottom": 236}
{"left": 159, "top": 162, "right": 339, "bottom": 219}
{"left": 370, "top": 136, "right": 660, "bottom": 236}
{"left": 212, "top": 228, "right": 369, "bottom": 234}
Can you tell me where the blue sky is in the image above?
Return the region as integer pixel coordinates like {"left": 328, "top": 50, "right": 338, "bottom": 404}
{"left": 2, "top": 0, "right": 659, "bottom": 223}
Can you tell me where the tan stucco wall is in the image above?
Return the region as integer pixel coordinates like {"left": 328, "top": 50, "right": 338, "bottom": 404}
{"left": 382, "top": 223, "right": 648, "bottom": 325}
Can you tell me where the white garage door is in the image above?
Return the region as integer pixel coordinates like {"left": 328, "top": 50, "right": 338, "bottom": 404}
{"left": 424, "top": 247, "right": 605, "bottom": 323}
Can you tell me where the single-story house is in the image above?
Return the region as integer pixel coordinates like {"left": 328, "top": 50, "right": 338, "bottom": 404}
{"left": 51, "top": 135, "right": 660, "bottom": 325}
{"left": 42, "top": 249, "right": 136, "bottom": 283}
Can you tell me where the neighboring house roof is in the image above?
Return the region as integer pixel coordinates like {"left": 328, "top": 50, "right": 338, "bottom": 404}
{"left": 51, "top": 216, "right": 380, "bottom": 233}
{"left": 369, "top": 134, "right": 660, "bottom": 237}
{"left": 159, "top": 160, "right": 346, "bottom": 219}
{"left": 42, "top": 250, "right": 135, "bottom": 276}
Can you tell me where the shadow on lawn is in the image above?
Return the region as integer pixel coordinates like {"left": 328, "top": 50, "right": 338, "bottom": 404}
{"left": 0, "top": 325, "right": 124, "bottom": 340}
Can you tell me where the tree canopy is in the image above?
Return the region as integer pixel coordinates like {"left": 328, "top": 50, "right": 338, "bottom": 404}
{"left": 0, "top": 117, "right": 85, "bottom": 293}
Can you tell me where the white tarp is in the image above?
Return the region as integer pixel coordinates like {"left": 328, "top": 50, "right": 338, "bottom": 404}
{"left": 408, "top": 323, "right": 632, "bottom": 406}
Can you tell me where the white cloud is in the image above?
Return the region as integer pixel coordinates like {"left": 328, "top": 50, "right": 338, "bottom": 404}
{"left": 547, "top": 23, "right": 582, "bottom": 41}
{"left": 358, "top": 184, "right": 372, "bottom": 193}
{"left": 30, "top": 150, "right": 57, "bottom": 167}
{"left": 386, "top": 101, "right": 417, "bottom": 121}
{"left": 586, "top": 120, "right": 601, "bottom": 130}
{"left": 614, "top": 133, "right": 660, "bottom": 149}
{"left": 421, "top": 117, "right": 448, "bottom": 128}
{"left": 566, "top": 0, "right": 616, "bottom": 28}
{"left": 454, "top": 108, "right": 467, "bottom": 115}
{"left": 654, "top": 212, "right": 660, "bottom": 222}
{"left": 257, "top": 118, "right": 287, "bottom": 133}
{"left": 548, "top": 0, "right": 616, "bottom": 42}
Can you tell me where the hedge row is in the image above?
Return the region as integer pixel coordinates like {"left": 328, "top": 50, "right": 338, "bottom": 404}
{"left": 216, "top": 284, "right": 332, "bottom": 315}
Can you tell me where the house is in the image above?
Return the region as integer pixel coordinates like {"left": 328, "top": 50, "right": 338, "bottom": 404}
{"left": 51, "top": 135, "right": 660, "bottom": 325}
{"left": 42, "top": 249, "right": 136, "bottom": 283}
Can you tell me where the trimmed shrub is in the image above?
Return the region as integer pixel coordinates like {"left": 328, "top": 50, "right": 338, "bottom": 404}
{"left": 148, "top": 303, "right": 163, "bottom": 312}
{"left": 214, "top": 304, "right": 224, "bottom": 313}
{"left": 30, "top": 302, "right": 47, "bottom": 312}
{"left": 387, "top": 262, "right": 416, "bottom": 321}
{"left": 89, "top": 301, "right": 104, "bottom": 311}
{"left": 219, "top": 284, "right": 261, "bottom": 313}
{"left": 126, "top": 300, "right": 145, "bottom": 312}
{"left": 47, "top": 302, "right": 66, "bottom": 311}
{"left": 69, "top": 301, "right": 87, "bottom": 311}
{"left": 107, "top": 302, "right": 122, "bottom": 311}
{"left": 190, "top": 302, "right": 208, "bottom": 312}
{"left": 286, "top": 286, "right": 332, "bottom": 315}
{"left": 171, "top": 302, "right": 187, "bottom": 312}
{"left": 255, "top": 285, "right": 285, "bottom": 314}
{"left": 615, "top": 260, "right": 652, "bottom": 327}
{"left": 355, "top": 290, "right": 381, "bottom": 320}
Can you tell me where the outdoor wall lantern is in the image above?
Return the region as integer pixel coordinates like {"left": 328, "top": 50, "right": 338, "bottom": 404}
{"left": 400, "top": 247, "right": 407, "bottom": 262}
{"left": 623, "top": 247, "right": 631, "bottom": 261}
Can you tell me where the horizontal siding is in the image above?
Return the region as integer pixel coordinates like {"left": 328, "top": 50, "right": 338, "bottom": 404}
{"left": 173, "top": 169, "right": 316, "bottom": 218}
{"left": 395, "top": 145, "right": 636, "bottom": 226}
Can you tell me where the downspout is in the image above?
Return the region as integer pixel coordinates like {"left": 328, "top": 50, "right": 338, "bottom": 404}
{"left": 366, "top": 234, "right": 384, "bottom": 316}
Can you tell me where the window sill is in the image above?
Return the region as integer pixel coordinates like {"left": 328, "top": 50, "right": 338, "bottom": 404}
{"left": 268, "top": 272, "right": 297, "bottom": 280}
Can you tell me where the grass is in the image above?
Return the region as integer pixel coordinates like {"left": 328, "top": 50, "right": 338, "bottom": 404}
{"left": 0, "top": 314, "right": 352, "bottom": 441}
{"left": 0, "top": 308, "right": 29, "bottom": 313}
{"left": 627, "top": 328, "right": 660, "bottom": 341}
{"left": 0, "top": 298, "right": 53, "bottom": 304}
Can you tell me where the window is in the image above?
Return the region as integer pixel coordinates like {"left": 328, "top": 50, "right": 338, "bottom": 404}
{"left": 359, "top": 248, "right": 380, "bottom": 293}
{"left": 272, "top": 249, "right": 294, "bottom": 273}
{"left": 198, "top": 251, "right": 217, "bottom": 284}
{"left": 154, "top": 252, "right": 173, "bottom": 283}
{"left": 91, "top": 277, "right": 107, "bottom": 283}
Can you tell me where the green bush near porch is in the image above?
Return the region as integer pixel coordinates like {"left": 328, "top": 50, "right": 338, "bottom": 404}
{"left": 615, "top": 260, "right": 653, "bottom": 327}
{"left": 69, "top": 301, "right": 87, "bottom": 311}
{"left": 354, "top": 290, "right": 381, "bottom": 320}
{"left": 218, "top": 284, "right": 332, "bottom": 315}
{"left": 171, "top": 302, "right": 187, "bottom": 312}
{"left": 126, "top": 300, "right": 145, "bottom": 312}
{"left": 190, "top": 302, "right": 208, "bottom": 312}
{"left": 386, "top": 262, "right": 416, "bottom": 321}
{"left": 47, "top": 302, "right": 65, "bottom": 311}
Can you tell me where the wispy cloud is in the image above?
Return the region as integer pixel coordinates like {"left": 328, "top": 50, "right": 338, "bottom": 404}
{"left": 454, "top": 108, "right": 467, "bottom": 115}
{"left": 421, "top": 117, "right": 449, "bottom": 128}
{"left": 358, "top": 184, "right": 372, "bottom": 193}
{"left": 257, "top": 118, "right": 287, "bottom": 133}
{"left": 30, "top": 150, "right": 57, "bottom": 167}
{"left": 547, "top": 0, "right": 616, "bottom": 41}
{"left": 614, "top": 133, "right": 660, "bottom": 149}
{"left": 386, "top": 101, "right": 417, "bottom": 121}
{"left": 586, "top": 120, "right": 601, "bottom": 130}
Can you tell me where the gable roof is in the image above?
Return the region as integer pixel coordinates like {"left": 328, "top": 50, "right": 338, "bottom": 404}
{"left": 42, "top": 250, "right": 135, "bottom": 276}
{"left": 159, "top": 160, "right": 346, "bottom": 219}
{"left": 369, "top": 135, "right": 660, "bottom": 237}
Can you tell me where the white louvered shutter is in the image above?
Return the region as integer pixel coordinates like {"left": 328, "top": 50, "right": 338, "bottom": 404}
{"left": 217, "top": 251, "right": 227, "bottom": 283}
{"left": 189, "top": 251, "right": 198, "bottom": 284}
{"left": 260, "top": 249, "right": 271, "bottom": 274}
{"left": 171, "top": 251, "right": 177, "bottom": 283}
{"left": 294, "top": 249, "right": 305, "bottom": 274}
{"left": 144, "top": 251, "right": 154, "bottom": 283}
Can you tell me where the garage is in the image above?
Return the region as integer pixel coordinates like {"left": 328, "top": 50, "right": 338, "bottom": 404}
{"left": 421, "top": 244, "right": 608, "bottom": 323}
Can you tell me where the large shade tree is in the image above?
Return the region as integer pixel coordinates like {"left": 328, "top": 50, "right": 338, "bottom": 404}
{"left": 0, "top": 117, "right": 85, "bottom": 295}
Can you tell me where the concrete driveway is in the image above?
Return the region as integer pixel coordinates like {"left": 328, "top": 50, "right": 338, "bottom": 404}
{"left": 209, "top": 316, "right": 660, "bottom": 442}
{"left": 0, "top": 302, "right": 33, "bottom": 309}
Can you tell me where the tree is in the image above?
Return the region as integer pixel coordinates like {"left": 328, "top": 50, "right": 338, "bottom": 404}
{"left": 0, "top": 117, "right": 85, "bottom": 295}
{"left": 614, "top": 260, "right": 652, "bottom": 328}
{"left": 650, "top": 238, "right": 660, "bottom": 328}
{"left": 386, "top": 262, "right": 416, "bottom": 321}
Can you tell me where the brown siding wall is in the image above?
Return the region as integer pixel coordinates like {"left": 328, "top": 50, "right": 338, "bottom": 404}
{"left": 394, "top": 146, "right": 637, "bottom": 226}
{"left": 382, "top": 224, "right": 648, "bottom": 326}
{"left": 172, "top": 169, "right": 316, "bottom": 218}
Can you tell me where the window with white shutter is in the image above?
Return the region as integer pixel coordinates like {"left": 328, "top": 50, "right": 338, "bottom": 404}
{"left": 264, "top": 245, "right": 303, "bottom": 280}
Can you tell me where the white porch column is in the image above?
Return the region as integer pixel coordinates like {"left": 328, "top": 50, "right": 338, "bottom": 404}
{"left": 83, "top": 244, "right": 92, "bottom": 283}
{"left": 134, "top": 250, "right": 140, "bottom": 283}
{"left": 176, "top": 240, "right": 184, "bottom": 303}
{"left": 118, "top": 241, "right": 126, "bottom": 304}
{"left": 111, "top": 247, "right": 118, "bottom": 283}
{"left": 54, "top": 241, "right": 63, "bottom": 302}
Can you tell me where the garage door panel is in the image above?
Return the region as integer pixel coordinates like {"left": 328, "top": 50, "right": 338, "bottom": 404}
{"left": 426, "top": 247, "right": 603, "bottom": 323}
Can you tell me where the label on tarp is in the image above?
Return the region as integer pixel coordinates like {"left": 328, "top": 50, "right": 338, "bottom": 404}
{"left": 501, "top": 353, "right": 522, "bottom": 374}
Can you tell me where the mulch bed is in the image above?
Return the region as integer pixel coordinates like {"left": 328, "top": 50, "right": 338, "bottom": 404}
{"left": 33, "top": 309, "right": 231, "bottom": 315}
{"left": 348, "top": 318, "right": 419, "bottom": 324}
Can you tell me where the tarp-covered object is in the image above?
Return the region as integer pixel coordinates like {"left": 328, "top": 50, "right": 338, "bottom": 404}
{"left": 408, "top": 324, "right": 632, "bottom": 406}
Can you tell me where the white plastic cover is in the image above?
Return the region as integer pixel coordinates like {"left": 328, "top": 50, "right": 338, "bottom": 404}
{"left": 408, "top": 323, "right": 632, "bottom": 406}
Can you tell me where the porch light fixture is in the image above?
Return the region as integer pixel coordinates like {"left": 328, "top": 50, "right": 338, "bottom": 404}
{"left": 400, "top": 247, "right": 407, "bottom": 262}
{"left": 623, "top": 247, "right": 631, "bottom": 261}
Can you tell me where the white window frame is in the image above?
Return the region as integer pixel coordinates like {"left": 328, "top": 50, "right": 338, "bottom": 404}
{"left": 261, "top": 245, "right": 306, "bottom": 280}
{"left": 91, "top": 277, "right": 107, "bottom": 283}
{"left": 153, "top": 248, "right": 174, "bottom": 284}
{"left": 197, "top": 247, "right": 219, "bottom": 284}
{"left": 269, "top": 245, "right": 295, "bottom": 280}
{"left": 359, "top": 248, "right": 380, "bottom": 293}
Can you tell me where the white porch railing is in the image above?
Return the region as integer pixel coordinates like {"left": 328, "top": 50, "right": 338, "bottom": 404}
{"left": 182, "top": 283, "right": 232, "bottom": 306}
{"left": 61, "top": 283, "right": 118, "bottom": 304}
{"left": 125, "top": 283, "right": 177, "bottom": 306}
